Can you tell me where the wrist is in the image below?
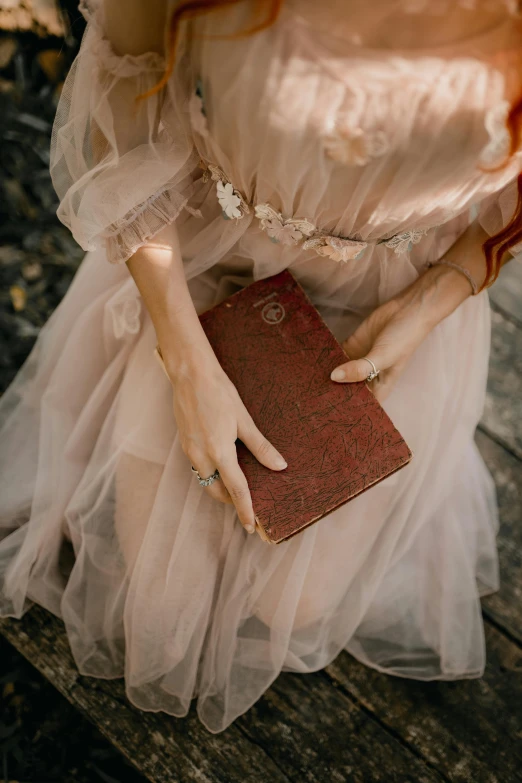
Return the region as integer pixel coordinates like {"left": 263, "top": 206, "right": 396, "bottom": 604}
{"left": 403, "top": 263, "right": 474, "bottom": 331}
{"left": 158, "top": 334, "right": 221, "bottom": 384}
{"left": 426, "top": 261, "right": 475, "bottom": 298}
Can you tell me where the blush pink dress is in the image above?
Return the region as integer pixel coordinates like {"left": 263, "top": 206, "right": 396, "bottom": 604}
{"left": 0, "top": 0, "right": 521, "bottom": 733}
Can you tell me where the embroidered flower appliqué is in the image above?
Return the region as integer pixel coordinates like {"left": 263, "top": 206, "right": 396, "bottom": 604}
{"left": 382, "top": 229, "right": 427, "bottom": 254}
{"left": 203, "top": 163, "right": 250, "bottom": 220}
{"left": 200, "top": 159, "right": 433, "bottom": 260}
{"left": 264, "top": 219, "right": 304, "bottom": 244}
{"left": 255, "top": 204, "right": 316, "bottom": 245}
{"left": 111, "top": 297, "right": 142, "bottom": 339}
{"left": 217, "top": 181, "right": 243, "bottom": 219}
{"left": 479, "top": 100, "right": 511, "bottom": 168}
{"left": 303, "top": 234, "right": 368, "bottom": 262}
{"left": 324, "top": 125, "right": 389, "bottom": 167}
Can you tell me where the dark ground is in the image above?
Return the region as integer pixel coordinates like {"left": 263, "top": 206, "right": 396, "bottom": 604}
{"left": 0, "top": 636, "right": 146, "bottom": 783}
{"left": 0, "top": 4, "right": 148, "bottom": 782}
{"left": 0, "top": 2, "right": 85, "bottom": 391}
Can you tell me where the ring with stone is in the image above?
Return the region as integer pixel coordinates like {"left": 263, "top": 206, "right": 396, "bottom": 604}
{"left": 191, "top": 465, "right": 220, "bottom": 487}
{"left": 363, "top": 357, "right": 380, "bottom": 382}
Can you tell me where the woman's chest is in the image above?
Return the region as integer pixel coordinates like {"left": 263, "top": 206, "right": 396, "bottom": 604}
{"left": 185, "top": 8, "right": 522, "bottom": 232}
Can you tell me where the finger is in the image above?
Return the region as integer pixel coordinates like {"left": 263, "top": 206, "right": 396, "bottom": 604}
{"left": 342, "top": 327, "right": 373, "bottom": 361}
{"left": 205, "top": 478, "right": 233, "bottom": 504}
{"left": 370, "top": 363, "right": 404, "bottom": 403}
{"left": 238, "top": 413, "right": 287, "bottom": 471}
{"left": 217, "top": 454, "right": 256, "bottom": 534}
{"left": 190, "top": 453, "right": 232, "bottom": 504}
{"left": 330, "top": 352, "right": 388, "bottom": 383}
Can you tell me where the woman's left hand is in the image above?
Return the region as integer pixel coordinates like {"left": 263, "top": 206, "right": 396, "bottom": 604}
{"left": 330, "top": 264, "right": 473, "bottom": 402}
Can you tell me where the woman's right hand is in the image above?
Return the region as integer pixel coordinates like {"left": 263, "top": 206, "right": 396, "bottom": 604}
{"left": 125, "top": 234, "right": 286, "bottom": 535}
{"left": 168, "top": 348, "right": 287, "bottom": 534}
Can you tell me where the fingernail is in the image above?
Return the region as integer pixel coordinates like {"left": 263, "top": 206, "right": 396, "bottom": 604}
{"left": 246, "top": 524, "right": 255, "bottom": 534}
{"left": 331, "top": 368, "right": 345, "bottom": 381}
{"left": 276, "top": 456, "right": 287, "bottom": 469}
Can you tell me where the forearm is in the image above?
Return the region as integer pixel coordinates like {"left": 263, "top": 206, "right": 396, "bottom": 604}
{"left": 124, "top": 223, "right": 218, "bottom": 381}
{"left": 415, "top": 218, "right": 512, "bottom": 328}
{"left": 124, "top": 225, "right": 286, "bottom": 532}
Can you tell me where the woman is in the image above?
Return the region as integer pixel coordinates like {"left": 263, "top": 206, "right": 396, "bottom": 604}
{"left": 0, "top": 0, "right": 521, "bottom": 733}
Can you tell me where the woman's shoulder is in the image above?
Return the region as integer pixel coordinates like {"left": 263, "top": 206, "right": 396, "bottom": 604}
{"left": 83, "top": 0, "right": 169, "bottom": 58}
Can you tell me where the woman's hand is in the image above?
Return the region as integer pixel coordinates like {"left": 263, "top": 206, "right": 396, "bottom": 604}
{"left": 168, "top": 346, "right": 287, "bottom": 534}
{"left": 330, "top": 263, "right": 474, "bottom": 401}
{"left": 125, "top": 231, "right": 287, "bottom": 537}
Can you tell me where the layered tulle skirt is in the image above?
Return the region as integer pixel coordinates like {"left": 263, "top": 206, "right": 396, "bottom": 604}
{"left": 0, "top": 228, "right": 499, "bottom": 733}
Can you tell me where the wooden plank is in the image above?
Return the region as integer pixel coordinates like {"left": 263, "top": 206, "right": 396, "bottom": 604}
{"left": 0, "top": 605, "right": 446, "bottom": 783}
{"left": 326, "top": 622, "right": 522, "bottom": 783}
{"left": 483, "top": 306, "right": 522, "bottom": 459}
{"left": 476, "top": 431, "right": 522, "bottom": 643}
{"left": 237, "top": 670, "right": 444, "bottom": 783}
{"left": 0, "top": 607, "right": 291, "bottom": 783}
{"left": 2, "top": 433, "right": 517, "bottom": 783}
{"left": 320, "top": 427, "right": 522, "bottom": 783}
{"left": 489, "top": 261, "right": 522, "bottom": 326}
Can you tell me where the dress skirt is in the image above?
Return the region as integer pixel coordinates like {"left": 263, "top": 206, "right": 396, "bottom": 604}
{"left": 0, "top": 225, "right": 499, "bottom": 733}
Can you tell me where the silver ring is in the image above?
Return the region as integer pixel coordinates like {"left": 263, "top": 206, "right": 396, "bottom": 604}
{"left": 191, "top": 465, "right": 220, "bottom": 487}
{"left": 362, "top": 357, "right": 380, "bottom": 382}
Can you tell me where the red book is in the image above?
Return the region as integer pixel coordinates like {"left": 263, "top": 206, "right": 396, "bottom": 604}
{"left": 198, "top": 270, "right": 413, "bottom": 544}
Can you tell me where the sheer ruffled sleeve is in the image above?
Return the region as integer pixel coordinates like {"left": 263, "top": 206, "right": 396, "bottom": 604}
{"left": 50, "top": 0, "right": 200, "bottom": 264}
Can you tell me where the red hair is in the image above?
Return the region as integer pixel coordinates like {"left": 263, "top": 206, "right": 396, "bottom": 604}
{"left": 143, "top": 0, "right": 522, "bottom": 291}
{"left": 482, "top": 95, "right": 522, "bottom": 288}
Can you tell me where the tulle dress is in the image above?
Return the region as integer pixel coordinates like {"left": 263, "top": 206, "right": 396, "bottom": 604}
{"left": 1, "top": 0, "right": 522, "bottom": 733}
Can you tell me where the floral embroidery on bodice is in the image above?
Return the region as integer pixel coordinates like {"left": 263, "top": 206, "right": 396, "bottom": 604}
{"left": 479, "top": 100, "right": 512, "bottom": 167}
{"left": 198, "top": 159, "right": 433, "bottom": 260}
{"left": 323, "top": 123, "right": 390, "bottom": 167}
{"left": 188, "top": 27, "right": 521, "bottom": 242}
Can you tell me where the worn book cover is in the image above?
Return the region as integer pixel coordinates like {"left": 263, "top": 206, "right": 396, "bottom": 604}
{"left": 199, "top": 269, "right": 413, "bottom": 544}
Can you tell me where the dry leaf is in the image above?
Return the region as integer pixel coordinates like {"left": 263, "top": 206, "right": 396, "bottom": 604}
{"left": 4, "top": 179, "right": 37, "bottom": 219}
{"left": 22, "top": 260, "right": 42, "bottom": 280}
{"left": 37, "top": 48, "right": 65, "bottom": 82}
{"left": 0, "top": 245, "right": 25, "bottom": 264}
{"left": 2, "top": 681, "right": 15, "bottom": 697}
{"left": 0, "top": 35, "right": 17, "bottom": 67}
{"left": 0, "top": 75, "right": 14, "bottom": 92}
{"left": 10, "top": 284, "right": 27, "bottom": 311}
{"left": 0, "top": 0, "right": 66, "bottom": 37}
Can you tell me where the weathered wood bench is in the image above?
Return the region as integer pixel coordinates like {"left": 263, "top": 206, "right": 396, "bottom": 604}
{"left": 1, "top": 264, "right": 521, "bottom": 783}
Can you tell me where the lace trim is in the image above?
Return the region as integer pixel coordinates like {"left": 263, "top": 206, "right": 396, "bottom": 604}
{"left": 200, "top": 160, "right": 430, "bottom": 259}
{"left": 102, "top": 186, "right": 201, "bottom": 264}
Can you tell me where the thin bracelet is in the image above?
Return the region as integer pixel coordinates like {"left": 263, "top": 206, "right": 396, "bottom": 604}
{"left": 426, "top": 260, "right": 479, "bottom": 296}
